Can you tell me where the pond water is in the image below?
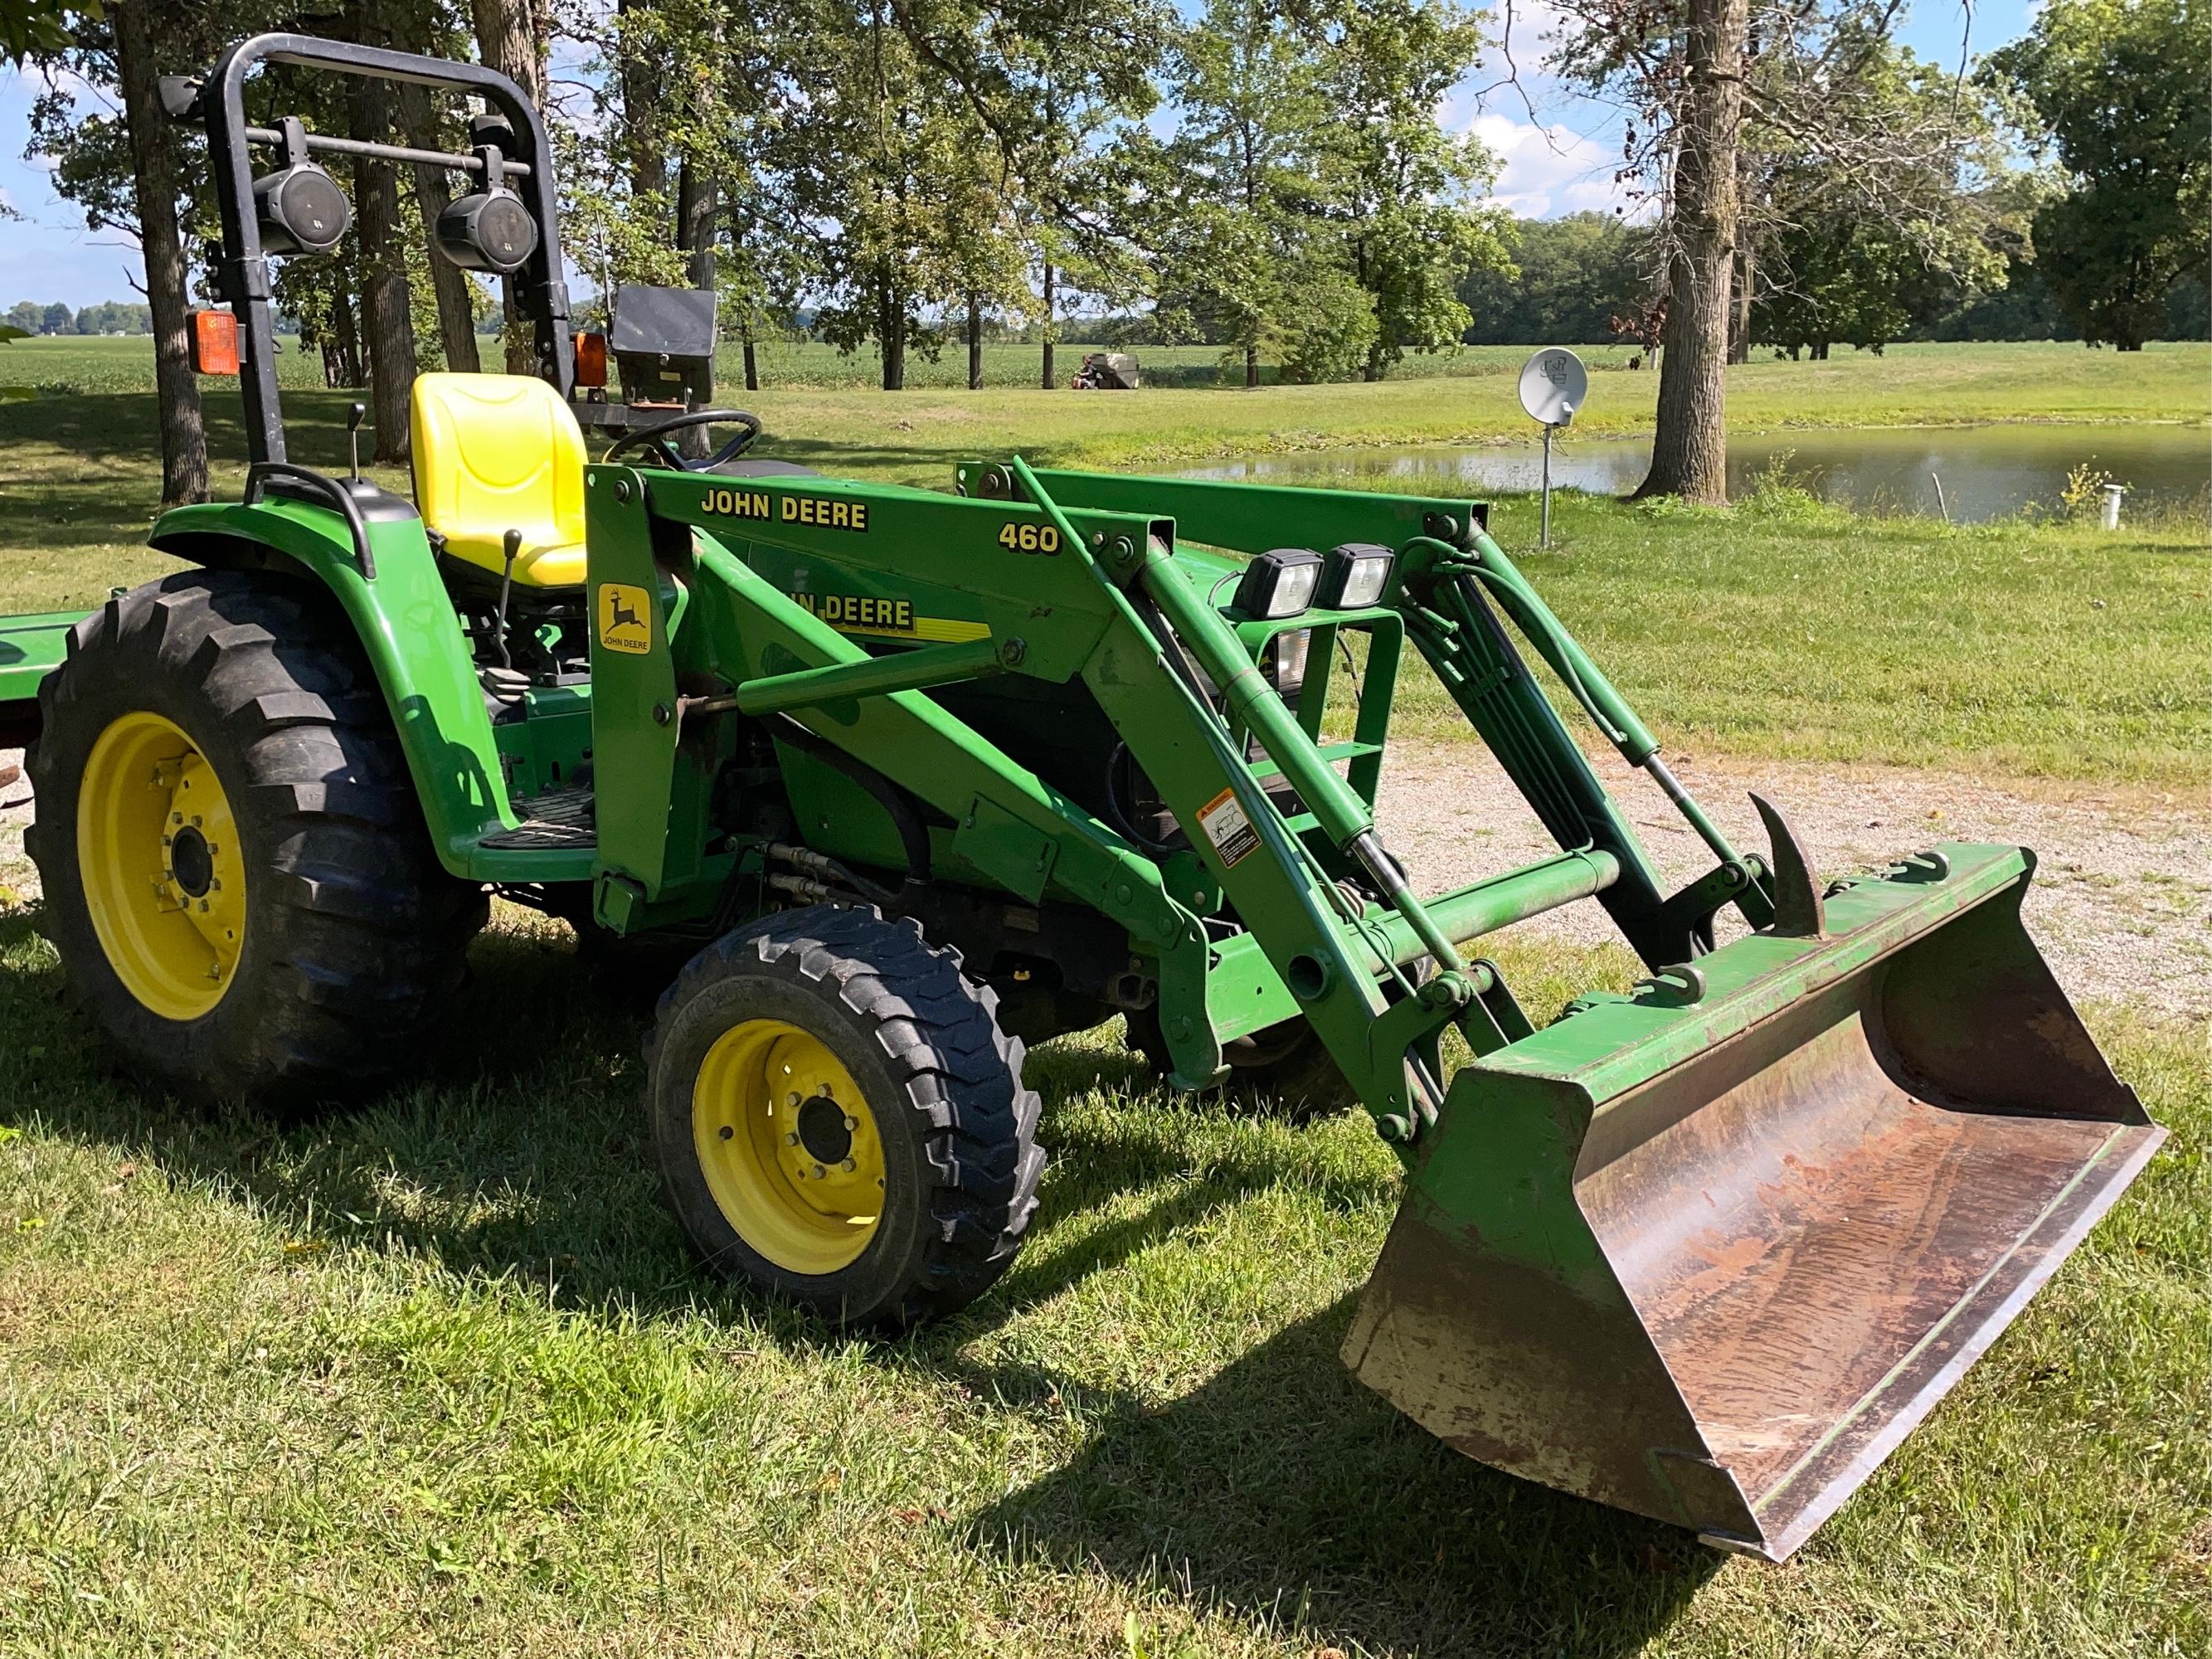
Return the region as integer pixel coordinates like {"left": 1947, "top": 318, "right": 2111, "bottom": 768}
{"left": 1181, "top": 423, "right": 2212, "bottom": 523}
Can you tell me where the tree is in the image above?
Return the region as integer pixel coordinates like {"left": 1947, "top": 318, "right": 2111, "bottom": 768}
{"left": 757, "top": 0, "right": 995, "bottom": 390}
{"left": 467, "top": 0, "right": 550, "bottom": 372}
{"left": 1983, "top": 0, "right": 2212, "bottom": 350}
{"left": 1747, "top": 44, "right": 2011, "bottom": 358}
{"left": 1459, "top": 213, "right": 1652, "bottom": 343}
{"left": 1640, "top": 0, "right": 1744, "bottom": 503}
{"left": 1146, "top": 0, "right": 1330, "bottom": 387}
{"left": 29, "top": 0, "right": 216, "bottom": 501}
{"left": 6, "top": 300, "right": 41, "bottom": 332}
{"left": 41, "top": 300, "right": 73, "bottom": 333}
{"left": 1307, "top": 0, "right": 1509, "bottom": 380}
{"left": 1542, "top": 0, "right": 2000, "bottom": 500}
{"left": 2, "top": 0, "right": 75, "bottom": 65}
{"left": 344, "top": 0, "right": 420, "bottom": 463}
{"left": 880, "top": 0, "right": 1164, "bottom": 388}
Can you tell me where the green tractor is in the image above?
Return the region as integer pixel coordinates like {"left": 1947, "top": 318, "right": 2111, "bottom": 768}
{"left": 0, "top": 34, "right": 2166, "bottom": 1562}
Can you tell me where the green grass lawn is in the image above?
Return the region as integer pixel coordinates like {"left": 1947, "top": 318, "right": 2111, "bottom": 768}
{"left": 2, "top": 912, "right": 2206, "bottom": 1657}
{"left": 2, "top": 342, "right": 2209, "bottom": 1654}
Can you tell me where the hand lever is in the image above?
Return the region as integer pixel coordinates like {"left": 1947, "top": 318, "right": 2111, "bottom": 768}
{"left": 346, "top": 402, "right": 367, "bottom": 481}
{"left": 495, "top": 528, "right": 523, "bottom": 670}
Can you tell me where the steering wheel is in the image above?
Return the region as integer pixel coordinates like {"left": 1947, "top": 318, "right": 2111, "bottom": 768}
{"left": 602, "top": 408, "right": 764, "bottom": 472}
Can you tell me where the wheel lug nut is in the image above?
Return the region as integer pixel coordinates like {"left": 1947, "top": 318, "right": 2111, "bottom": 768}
{"left": 840, "top": 1159, "right": 856, "bottom": 1173}
{"left": 812, "top": 1164, "right": 826, "bottom": 1180}
{"left": 785, "top": 1132, "right": 800, "bottom": 1146}
{"left": 787, "top": 1092, "right": 800, "bottom": 1107}
{"left": 843, "top": 1116, "right": 857, "bottom": 1131}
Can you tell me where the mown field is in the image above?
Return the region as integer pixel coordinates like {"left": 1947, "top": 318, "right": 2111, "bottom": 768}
{"left": 2, "top": 342, "right": 2209, "bottom": 1655}
{"left": 5, "top": 334, "right": 2210, "bottom": 437}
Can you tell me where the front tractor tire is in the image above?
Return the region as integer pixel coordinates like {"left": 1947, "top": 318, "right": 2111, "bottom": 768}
{"left": 27, "top": 571, "right": 487, "bottom": 1108}
{"left": 647, "top": 907, "right": 1045, "bottom": 1326}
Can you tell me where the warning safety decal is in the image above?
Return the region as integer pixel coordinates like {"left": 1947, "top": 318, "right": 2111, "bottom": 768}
{"left": 1196, "top": 787, "right": 1260, "bottom": 868}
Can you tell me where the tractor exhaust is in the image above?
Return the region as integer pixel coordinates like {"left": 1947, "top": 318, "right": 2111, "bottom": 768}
{"left": 1343, "top": 841, "right": 2163, "bottom": 1559}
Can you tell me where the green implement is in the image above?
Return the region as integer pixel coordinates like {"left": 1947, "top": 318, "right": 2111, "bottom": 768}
{"left": 7, "top": 29, "right": 2165, "bottom": 1566}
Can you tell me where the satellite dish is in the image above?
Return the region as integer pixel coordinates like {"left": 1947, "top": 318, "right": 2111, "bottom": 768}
{"left": 1518, "top": 348, "right": 1588, "bottom": 427}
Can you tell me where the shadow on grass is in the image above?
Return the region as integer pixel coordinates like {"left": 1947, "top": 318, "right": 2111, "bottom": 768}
{"left": 2, "top": 902, "right": 1715, "bottom": 1653}
{"left": 0, "top": 909, "right": 1375, "bottom": 1331}
{"left": 955, "top": 1296, "right": 1720, "bottom": 1657}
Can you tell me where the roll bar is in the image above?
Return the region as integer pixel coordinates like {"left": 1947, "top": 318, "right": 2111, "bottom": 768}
{"left": 173, "top": 33, "right": 575, "bottom": 466}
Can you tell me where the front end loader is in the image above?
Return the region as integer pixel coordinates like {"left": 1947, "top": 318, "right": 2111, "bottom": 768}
{"left": 1, "top": 32, "right": 2163, "bottom": 1564}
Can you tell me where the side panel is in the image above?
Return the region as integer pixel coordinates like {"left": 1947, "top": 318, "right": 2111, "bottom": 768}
{"left": 150, "top": 501, "right": 515, "bottom": 874}
{"left": 0, "top": 611, "right": 82, "bottom": 744}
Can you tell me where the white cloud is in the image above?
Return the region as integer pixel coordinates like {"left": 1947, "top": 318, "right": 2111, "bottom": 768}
{"left": 1466, "top": 111, "right": 1631, "bottom": 219}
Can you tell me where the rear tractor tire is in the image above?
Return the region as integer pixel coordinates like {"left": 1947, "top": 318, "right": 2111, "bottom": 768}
{"left": 1123, "top": 1005, "right": 1359, "bottom": 1123}
{"left": 26, "top": 571, "right": 487, "bottom": 1108}
{"left": 647, "top": 906, "right": 1044, "bottom": 1326}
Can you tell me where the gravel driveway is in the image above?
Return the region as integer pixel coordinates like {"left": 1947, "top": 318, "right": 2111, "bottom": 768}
{"left": 7, "top": 738, "right": 2206, "bottom": 1014}
{"left": 1377, "top": 737, "right": 2211, "bottom": 1016}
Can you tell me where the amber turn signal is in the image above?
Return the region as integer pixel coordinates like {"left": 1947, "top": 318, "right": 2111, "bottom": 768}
{"left": 189, "top": 309, "right": 240, "bottom": 376}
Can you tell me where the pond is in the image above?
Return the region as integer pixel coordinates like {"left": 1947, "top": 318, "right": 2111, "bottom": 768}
{"left": 1180, "top": 422, "right": 2212, "bottom": 523}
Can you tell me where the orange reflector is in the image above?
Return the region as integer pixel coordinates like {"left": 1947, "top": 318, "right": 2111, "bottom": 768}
{"left": 575, "top": 330, "right": 608, "bottom": 388}
{"left": 189, "top": 309, "right": 240, "bottom": 376}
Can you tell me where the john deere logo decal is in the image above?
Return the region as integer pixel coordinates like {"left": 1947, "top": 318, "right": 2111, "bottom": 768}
{"left": 597, "top": 582, "right": 651, "bottom": 654}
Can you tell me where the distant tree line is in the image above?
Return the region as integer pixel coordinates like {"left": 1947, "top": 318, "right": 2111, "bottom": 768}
{"left": 1454, "top": 208, "right": 2210, "bottom": 354}
{"left": 4, "top": 299, "right": 156, "bottom": 334}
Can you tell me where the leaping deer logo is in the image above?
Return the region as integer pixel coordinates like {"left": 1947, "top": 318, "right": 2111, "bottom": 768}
{"left": 609, "top": 593, "right": 644, "bottom": 634}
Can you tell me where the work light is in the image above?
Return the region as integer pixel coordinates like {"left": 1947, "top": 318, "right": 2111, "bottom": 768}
{"left": 1232, "top": 547, "right": 1322, "bottom": 620}
{"left": 1320, "top": 542, "right": 1395, "bottom": 609}
{"left": 1263, "top": 628, "right": 1312, "bottom": 699}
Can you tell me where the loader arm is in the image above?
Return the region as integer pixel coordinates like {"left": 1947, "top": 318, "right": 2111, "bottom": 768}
{"left": 586, "top": 453, "right": 2161, "bottom": 1561}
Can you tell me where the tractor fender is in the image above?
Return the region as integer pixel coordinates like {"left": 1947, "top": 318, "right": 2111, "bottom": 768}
{"left": 150, "top": 500, "right": 513, "bottom": 876}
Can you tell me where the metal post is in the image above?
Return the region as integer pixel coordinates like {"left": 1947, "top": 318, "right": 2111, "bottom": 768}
{"left": 1540, "top": 423, "right": 1554, "bottom": 548}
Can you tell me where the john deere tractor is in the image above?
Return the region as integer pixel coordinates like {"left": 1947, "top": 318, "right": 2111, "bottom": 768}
{"left": 0, "top": 35, "right": 2166, "bottom": 1561}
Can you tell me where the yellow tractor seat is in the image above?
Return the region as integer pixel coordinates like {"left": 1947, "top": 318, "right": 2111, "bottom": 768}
{"left": 410, "top": 372, "right": 590, "bottom": 587}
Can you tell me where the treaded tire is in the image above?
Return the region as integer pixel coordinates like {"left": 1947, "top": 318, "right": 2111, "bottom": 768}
{"left": 1123, "top": 1005, "right": 1358, "bottom": 1124}
{"left": 25, "top": 570, "right": 487, "bottom": 1108}
{"left": 647, "top": 904, "right": 1045, "bottom": 1326}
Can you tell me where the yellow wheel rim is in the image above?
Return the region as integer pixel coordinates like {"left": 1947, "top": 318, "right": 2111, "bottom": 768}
{"left": 692, "top": 1019, "right": 886, "bottom": 1275}
{"left": 76, "top": 711, "right": 247, "bottom": 1022}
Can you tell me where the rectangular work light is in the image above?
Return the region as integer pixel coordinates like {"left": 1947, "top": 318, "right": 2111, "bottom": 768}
{"left": 1320, "top": 542, "right": 1395, "bottom": 610}
{"left": 1232, "top": 547, "right": 1323, "bottom": 620}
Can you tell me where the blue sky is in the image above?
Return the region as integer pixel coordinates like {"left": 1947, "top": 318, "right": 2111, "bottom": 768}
{"left": 0, "top": 0, "right": 2035, "bottom": 311}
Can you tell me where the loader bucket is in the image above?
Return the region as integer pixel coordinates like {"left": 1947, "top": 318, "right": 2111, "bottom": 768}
{"left": 1344, "top": 843, "right": 2163, "bottom": 1561}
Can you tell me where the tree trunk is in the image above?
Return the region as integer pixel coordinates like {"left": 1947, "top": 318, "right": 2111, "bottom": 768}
{"left": 1038, "top": 261, "right": 1056, "bottom": 389}
{"left": 617, "top": 0, "right": 668, "bottom": 207}
{"left": 742, "top": 330, "right": 758, "bottom": 391}
{"left": 1244, "top": 343, "right": 1257, "bottom": 389}
{"left": 1728, "top": 232, "right": 1753, "bottom": 366}
{"left": 398, "top": 82, "right": 480, "bottom": 375}
{"left": 114, "top": 0, "right": 207, "bottom": 504}
{"left": 674, "top": 159, "right": 717, "bottom": 455}
{"left": 469, "top": 0, "right": 547, "bottom": 374}
{"left": 348, "top": 66, "right": 419, "bottom": 464}
{"left": 332, "top": 281, "right": 366, "bottom": 387}
{"left": 878, "top": 280, "right": 904, "bottom": 391}
{"left": 1633, "top": 0, "right": 1745, "bottom": 504}
{"left": 967, "top": 294, "right": 983, "bottom": 390}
